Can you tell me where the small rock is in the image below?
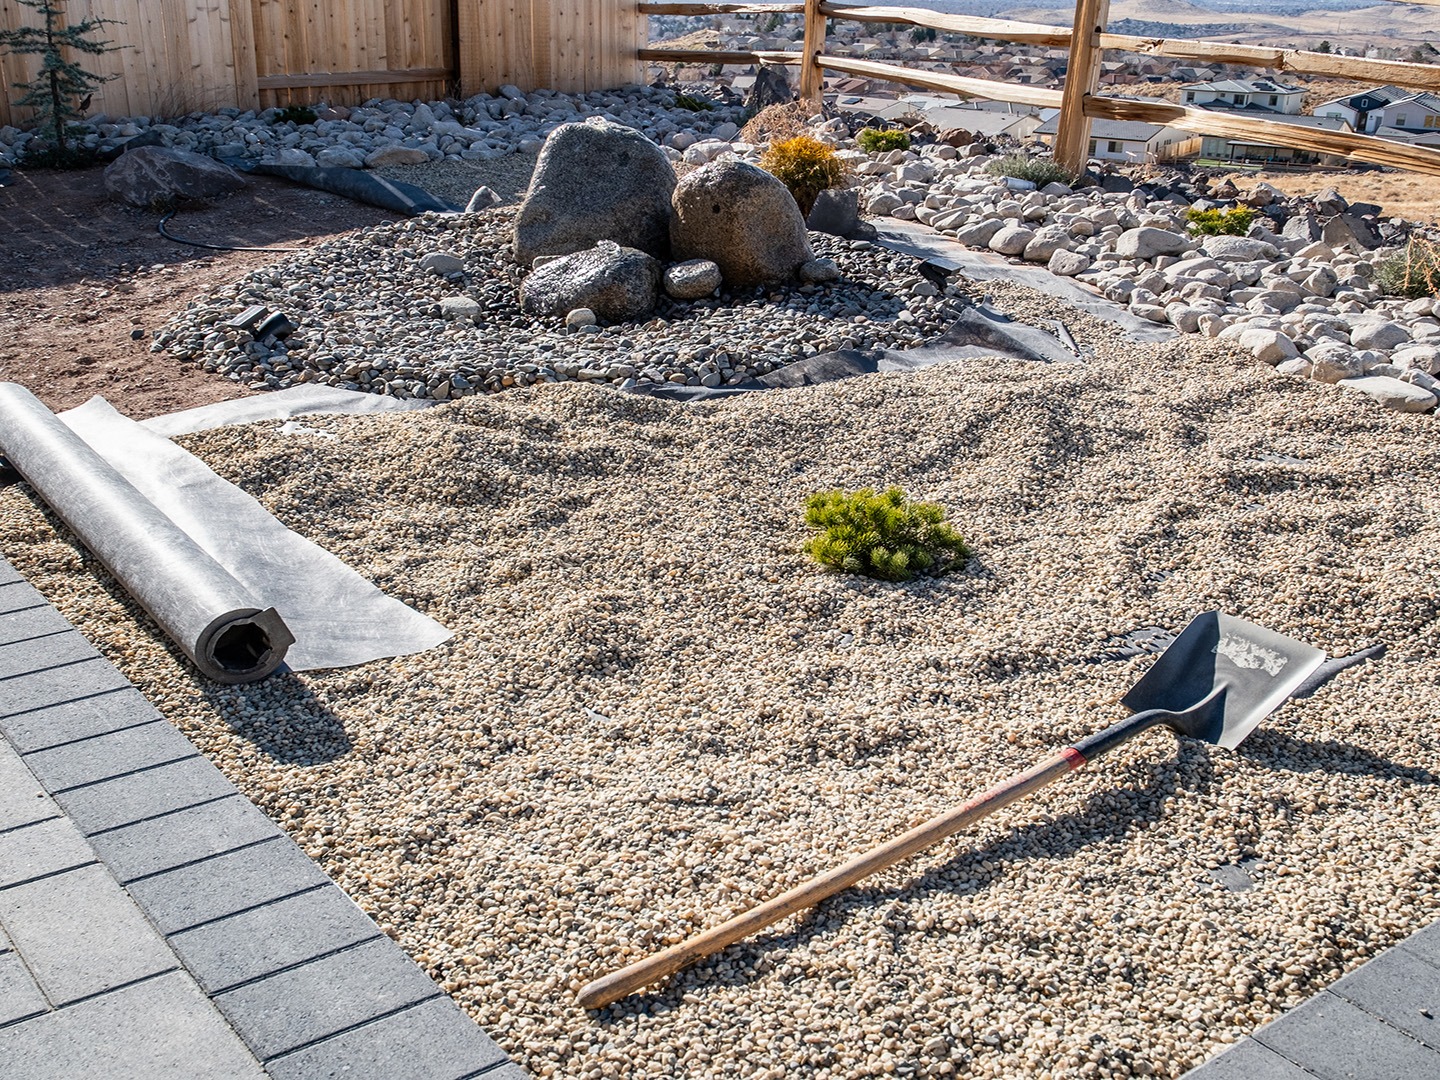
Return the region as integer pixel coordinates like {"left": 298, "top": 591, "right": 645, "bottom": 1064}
{"left": 798, "top": 258, "right": 841, "bottom": 284}
{"left": 1047, "top": 250, "right": 1090, "bottom": 277}
{"left": 364, "top": 145, "right": 430, "bottom": 168}
{"left": 465, "top": 186, "right": 501, "bottom": 212}
{"left": 420, "top": 252, "right": 464, "bottom": 275}
{"left": 439, "top": 296, "right": 481, "bottom": 319}
{"left": 663, "top": 259, "right": 722, "bottom": 299}
{"left": 1115, "top": 226, "right": 1188, "bottom": 260}
{"left": 1349, "top": 321, "right": 1411, "bottom": 351}
{"left": 1238, "top": 328, "right": 1300, "bottom": 365}
{"left": 565, "top": 307, "right": 597, "bottom": 329}
{"left": 988, "top": 225, "right": 1034, "bottom": 257}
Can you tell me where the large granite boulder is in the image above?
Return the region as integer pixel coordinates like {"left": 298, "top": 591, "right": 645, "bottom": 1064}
{"left": 512, "top": 119, "right": 676, "bottom": 268}
{"left": 670, "top": 159, "right": 813, "bottom": 288}
{"left": 103, "top": 146, "right": 247, "bottom": 207}
{"left": 519, "top": 240, "right": 661, "bottom": 323}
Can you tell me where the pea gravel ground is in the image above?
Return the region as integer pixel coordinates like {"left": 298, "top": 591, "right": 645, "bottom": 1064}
{"left": 2, "top": 288, "right": 1438, "bottom": 1080}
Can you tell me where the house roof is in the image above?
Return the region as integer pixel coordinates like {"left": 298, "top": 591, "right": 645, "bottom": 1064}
{"left": 1374, "top": 125, "right": 1440, "bottom": 147}
{"left": 1180, "top": 78, "right": 1303, "bottom": 95}
{"left": 1314, "top": 84, "right": 1409, "bottom": 111}
{"left": 1034, "top": 116, "right": 1163, "bottom": 141}
{"left": 1387, "top": 91, "right": 1440, "bottom": 113}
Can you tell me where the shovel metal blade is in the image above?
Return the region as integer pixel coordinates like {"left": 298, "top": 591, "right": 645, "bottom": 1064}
{"left": 1121, "top": 612, "right": 1325, "bottom": 750}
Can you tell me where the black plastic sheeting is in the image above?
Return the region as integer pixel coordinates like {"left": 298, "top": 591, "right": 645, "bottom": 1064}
{"left": 626, "top": 301, "right": 1082, "bottom": 402}
{"left": 0, "top": 382, "right": 294, "bottom": 683}
{"left": 219, "top": 159, "right": 460, "bottom": 216}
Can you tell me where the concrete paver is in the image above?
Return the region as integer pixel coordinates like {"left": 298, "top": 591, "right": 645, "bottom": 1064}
{"left": 87, "top": 794, "right": 281, "bottom": 882}
{"left": 0, "top": 816, "right": 96, "bottom": 889}
{"left": 53, "top": 754, "right": 240, "bottom": 834}
{"left": 1, "top": 862, "right": 179, "bottom": 1006}
{"left": 0, "top": 686, "right": 159, "bottom": 753}
{"left": 0, "top": 971, "right": 267, "bottom": 1080}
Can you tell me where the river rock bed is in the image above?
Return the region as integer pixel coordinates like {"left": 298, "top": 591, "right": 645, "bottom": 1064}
{"left": 4, "top": 298, "right": 1438, "bottom": 1079}
{"left": 153, "top": 207, "right": 956, "bottom": 395}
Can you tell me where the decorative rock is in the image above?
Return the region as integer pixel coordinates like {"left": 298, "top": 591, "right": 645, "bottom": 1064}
{"left": 745, "top": 66, "right": 794, "bottom": 111}
{"left": 439, "top": 296, "right": 482, "bottom": 319}
{"left": 988, "top": 226, "right": 1034, "bottom": 257}
{"left": 866, "top": 191, "right": 903, "bottom": 216}
{"left": 420, "top": 252, "right": 465, "bottom": 275}
{"left": 806, "top": 188, "right": 864, "bottom": 239}
{"left": 1021, "top": 228, "right": 1069, "bottom": 263}
{"left": 565, "top": 307, "right": 597, "bottom": 329}
{"left": 1115, "top": 227, "right": 1188, "bottom": 260}
{"left": 102, "top": 146, "right": 247, "bottom": 206}
{"left": 798, "top": 258, "right": 841, "bottom": 284}
{"left": 465, "top": 186, "right": 501, "bottom": 212}
{"left": 364, "top": 145, "right": 429, "bottom": 167}
{"left": 519, "top": 240, "right": 661, "bottom": 323}
{"left": 314, "top": 145, "right": 366, "bottom": 168}
{"left": 663, "top": 259, "right": 722, "bottom": 299}
{"left": 670, "top": 159, "right": 812, "bottom": 288}
{"left": 1349, "top": 321, "right": 1411, "bottom": 351}
{"left": 1201, "top": 235, "right": 1278, "bottom": 262}
{"left": 954, "top": 219, "right": 1005, "bottom": 248}
{"left": 513, "top": 118, "right": 676, "bottom": 268}
{"left": 1322, "top": 214, "right": 1381, "bottom": 252}
{"left": 1305, "top": 344, "right": 1363, "bottom": 384}
{"left": 1047, "top": 250, "right": 1090, "bottom": 277}
{"left": 1338, "top": 375, "right": 1438, "bottom": 412}
{"left": 1238, "top": 328, "right": 1300, "bottom": 365}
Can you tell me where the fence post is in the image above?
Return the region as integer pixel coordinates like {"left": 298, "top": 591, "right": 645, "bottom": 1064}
{"left": 1054, "top": 0, "right": 1109, "bottom": 176}
{"left": 799, "top": 0, "right": 826, "bottom": 108}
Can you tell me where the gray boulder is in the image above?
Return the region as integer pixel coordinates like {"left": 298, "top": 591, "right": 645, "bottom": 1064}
{"left": 1115, "top": 226, "right": 1189, "bottom": 260}
{"left": 103, "top": 146, "right": 247, "bottom": 207}
{"left": 1322, "top": 213, "right": 1381, "bottom": 252}
{"left": 670, "top": 159, "right": 812, "bottom": 288}
{"left": 513, "top": 118, "right": 676, "bottom": 268}
{"left": 745, "top": 66, "right": 794, "bottom": 111}
{"left": 519, "top": 240, "right": 661, "bottom": 323}
{"left": 1338, "top": 375, "right": 1438, "bottom": 413}
{"left": 1201, "top": 235, "right": 1278, "bottom": 261}
{"left": 807, "top": 187, "right": 867, "bottom": 239}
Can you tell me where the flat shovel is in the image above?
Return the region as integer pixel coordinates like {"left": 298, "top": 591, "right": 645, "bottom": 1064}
{"left": 577, "top": 611, "right": 1324, "bottom": 1009}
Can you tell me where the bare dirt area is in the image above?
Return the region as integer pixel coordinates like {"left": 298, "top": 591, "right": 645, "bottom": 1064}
{"left": 0, "top": 166, "right": 395, "bottom": 419}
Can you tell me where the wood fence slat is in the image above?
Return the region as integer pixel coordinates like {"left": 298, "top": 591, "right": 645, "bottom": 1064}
{"left": 639, "top": 47, "right": 801, "bottom": 66}
{"left": 1089, "top": 95, "right": 1440, "bottom": 176}
{"left": 817, "top": 53, "right": 1065, "bottom": 108}
{"left": 818, "top": 3, "right": 1070, "bottom": 46}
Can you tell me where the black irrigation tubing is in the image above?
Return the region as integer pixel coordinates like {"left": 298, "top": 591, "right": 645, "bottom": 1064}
{"left": 158, "top": 210, "right": 307, "bottom": 253}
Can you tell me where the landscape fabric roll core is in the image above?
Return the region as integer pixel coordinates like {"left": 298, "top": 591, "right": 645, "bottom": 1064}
{"left": 0, "top": 382, "right": 294, "bottom": 683}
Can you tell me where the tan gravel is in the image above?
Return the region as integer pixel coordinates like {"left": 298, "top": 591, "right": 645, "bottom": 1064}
{"left": 3, "top": 289, "right": 1438, "bottom": 1080}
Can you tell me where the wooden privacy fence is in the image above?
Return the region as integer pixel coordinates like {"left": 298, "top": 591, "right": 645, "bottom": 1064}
{"left": 639, "top": 0, "right": 1440, "bottom": 177}
{"left": 0, "top": 0, "right": 644, "bottom": 128}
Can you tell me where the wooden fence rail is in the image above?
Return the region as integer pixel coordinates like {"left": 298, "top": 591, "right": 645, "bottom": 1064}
{"left": 638, "top": 0, "right": 1440, "bottom": 177}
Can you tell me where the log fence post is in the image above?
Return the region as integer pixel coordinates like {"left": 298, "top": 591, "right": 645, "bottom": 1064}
{"left": 799, "top": 0, "right": 826, "bottom": 108}
{"left": 1054, "top": 0, "right": 1109, "bottom": 176}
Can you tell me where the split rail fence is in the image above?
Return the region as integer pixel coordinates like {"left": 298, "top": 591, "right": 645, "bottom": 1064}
{"left": 3, "top": 0, "right": 1439, "bottom": 180}
{"left": 640, "top": 0, "right": 1440, "bottom": 177}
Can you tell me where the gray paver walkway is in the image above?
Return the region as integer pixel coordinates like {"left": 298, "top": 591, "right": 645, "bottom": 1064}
{"left": 0, "top": 559, "right": 526, "bottom": 1079}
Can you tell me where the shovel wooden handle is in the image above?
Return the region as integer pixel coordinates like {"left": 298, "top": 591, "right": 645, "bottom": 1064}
{"left": 577, "top": 745, "right": 1093, "bottom": 1010}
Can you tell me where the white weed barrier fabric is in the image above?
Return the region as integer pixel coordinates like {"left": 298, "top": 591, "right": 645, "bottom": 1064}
{"left": 0, "top": 383, "right": 450, "bottom": 679}
{"left": 0, "top": 382, "right": 294, "bottom": 682}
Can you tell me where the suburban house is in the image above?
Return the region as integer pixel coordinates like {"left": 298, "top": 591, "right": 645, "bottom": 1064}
{"left": 1033, "top": 116, "right": 1191, "bottom": 163}
{"left": 1180, "top": 78, "right": 1306, "bottom": 115}
{"left": 1193, "top": 114, "right": 1353, "bottom": 166}
{"left": 1374, "top": 91, "right": 1440, "bottom": 132}
{"left": 1313, "top": 84, "right": 1411, "bottom": 133}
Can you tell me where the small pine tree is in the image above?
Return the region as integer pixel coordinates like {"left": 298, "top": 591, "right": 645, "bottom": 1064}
{"left": 0, "top": 0, "right": 121, "bottom": 166}
{"left": 1314, "top": 40, "right": 1333, "bottom": 54}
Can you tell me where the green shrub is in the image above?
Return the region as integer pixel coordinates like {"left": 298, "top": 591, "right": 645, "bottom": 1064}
{"left": 857, "top": 127, "right": 911, "bottom": 154}
{"left": 1375, "top": 238, "right": 1440, "bottom": 299}
{"left": 803, "top": 487, "right": 970, "bottom": 582}
{"left": 672, "top": 93, "right": 713, "bottom": 112}
{"left": 984, "top": 153, "right": 1075, "bottom": 187}
{"left": 1185, "top": 206, "right": 1255, "bottom": 236}
{"left": 271, "top": 105, "right": 317, "bottom": 126}
{"left": 759, "top": 134, "right": 844, "bottom": 216}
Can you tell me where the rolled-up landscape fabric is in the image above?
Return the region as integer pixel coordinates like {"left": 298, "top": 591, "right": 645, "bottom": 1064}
{"left": 0, "top": 382, "right": 294, "bottom": 683}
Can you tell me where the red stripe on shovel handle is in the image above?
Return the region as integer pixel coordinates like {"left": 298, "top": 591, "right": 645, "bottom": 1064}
{"left": 576, "top": 746, "right": 1093, "bottom": 1009}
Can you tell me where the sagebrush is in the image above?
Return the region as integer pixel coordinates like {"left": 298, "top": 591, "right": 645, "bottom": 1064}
{"left": 1375, "top": 238, "right": 1440, "bottom": 299}
{"left": 857, "top": 128, "right": 911, "bottom": 154}
{"left": 759, "top": 134, "right": 844, "bottom": 216}
{"left": 1185, "top": 207, "right": 1255, "bottom": 236}
{"left": 803, "top": 487, "right": 970, "bottom": 582}
{"left": 983, "top": 154, "right": 1075, "bottom": 187}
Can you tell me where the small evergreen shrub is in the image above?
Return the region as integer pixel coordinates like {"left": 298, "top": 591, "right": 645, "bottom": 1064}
{"left": 984, "top": 154, "right": 1074, "bottom": 187}
{"left": 0, "top": 0, "right": 121, "bottom": 169}
{"left": 1185, "top": 206, "right": 1255, "bottom": 236}
{"left": 803, "top": 487, "right": 970, "bottom": 582}
{"left": 672, "top": 92, "right": 714, "bottom": 112}
{"left": 857, "top": 127, "right": 911, "bottom": 154}
{"left": 1375, "top": 238, "right": 1440, "bottom": 299}
{"left": 759, "top": 134, "right": 844, "bottom": 217}
{"left": 271, "top": 105, "right": 318, "bottom": 126}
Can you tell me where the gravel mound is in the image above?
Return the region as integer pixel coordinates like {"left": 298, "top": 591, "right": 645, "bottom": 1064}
{"left": 153, "top": 207, "right": 956, "bottom": 395}
{"left": 4, "top": 321, "right": 1438, "bottom": 1079}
